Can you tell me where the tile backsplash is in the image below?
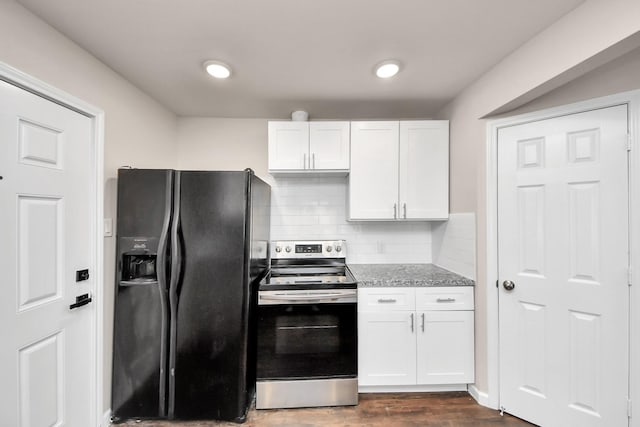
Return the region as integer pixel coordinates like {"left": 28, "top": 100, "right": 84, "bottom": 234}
{"left": 268, "top": 176, "right": 433, "bottom": 264}
{"left": 431, "top": 212, "right": 476, "bottom": 279}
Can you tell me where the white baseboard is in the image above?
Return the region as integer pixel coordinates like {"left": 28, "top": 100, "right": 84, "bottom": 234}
{"left": 468, "top": 384, "right": 495, "bottom": 409}
{"left": 359, "top": 384, "right": 467, "bottom": 393}
{"left": 101, "top": 409, "right": 112, "bottom": 427}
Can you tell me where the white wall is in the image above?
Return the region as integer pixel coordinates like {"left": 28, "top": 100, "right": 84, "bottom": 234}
{"left": 177, "top": 117, "right": 269, "bottom": 177}
{"left": 0, "top": 1, "right": 178, "bottom": 416}
{"left": 438, "top": 0, "right": 640, "bottom": 404}
{"left": 509, "top": 45, "right": 640, "bottom": 115}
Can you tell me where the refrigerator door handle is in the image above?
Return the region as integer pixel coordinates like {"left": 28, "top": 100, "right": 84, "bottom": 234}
{"left": 156, "top": 171, "right": 173, "bottom": 416}
{"left": 167, "top": 171, "right": 183, "bottom": 419}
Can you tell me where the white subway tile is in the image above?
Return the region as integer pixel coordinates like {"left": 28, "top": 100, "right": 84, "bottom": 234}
{"left": 270, "top": 176, "right": 433, "bottom": 263}
{"left": 432, "top": 212, "right": 476, "bottom": 279}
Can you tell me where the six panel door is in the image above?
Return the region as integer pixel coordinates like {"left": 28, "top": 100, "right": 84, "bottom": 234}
{"left": 497, "top": 105, "right": 629, "bottom": 426}
{"left": 0, "top": 80, "right": 95, "bottom": 427}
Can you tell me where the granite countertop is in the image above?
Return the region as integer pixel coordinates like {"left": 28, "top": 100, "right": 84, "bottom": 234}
{"left": 349, "top": 264, "right": 475, "bottom": 287}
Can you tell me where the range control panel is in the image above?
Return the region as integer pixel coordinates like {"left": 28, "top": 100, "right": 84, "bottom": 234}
{"left": 272, "top": 240, "right": 346, "bottom": 259}
{"left": 295, "top": 244, "right": 322, "bottom": 254}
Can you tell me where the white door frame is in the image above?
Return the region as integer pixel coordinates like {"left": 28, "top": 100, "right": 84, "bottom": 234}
{"left": 485, "top": 90, "right": 640, "bottom": 424}
{"left": 0, "top": 62, "right": 105, "bottom": 427}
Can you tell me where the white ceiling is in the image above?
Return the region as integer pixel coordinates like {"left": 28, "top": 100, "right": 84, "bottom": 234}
{"left": 17, "top": 0, "right": 585, "bottom": 119}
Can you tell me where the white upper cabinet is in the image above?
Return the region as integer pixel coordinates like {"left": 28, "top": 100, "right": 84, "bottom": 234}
{"left": 349, "top": 120, "right": 449, "bottom": 221}
{"left": 399, "top": 121, "right": 449, "bottom": 220}
{"left": 309, "top": 121, "right": 350, "bottom": 170}
{"left": 349, "top": 121, "right": 399, "bottom": 220}
{"left": 268, "top": 122, "right": 309, "bottom": 170}
{"left": 268, "top": 121, "right": 350, "bottom": 173}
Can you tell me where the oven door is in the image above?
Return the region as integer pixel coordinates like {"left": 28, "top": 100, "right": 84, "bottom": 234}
{"left": 256, "top": 290, "right": 357, "bottom": 381}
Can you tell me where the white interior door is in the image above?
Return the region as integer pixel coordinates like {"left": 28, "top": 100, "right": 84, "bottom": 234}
{"left": 0, "top": 79, "right": 96, "bottom": 426}
{"left": 497, "top": 105, "right": 629, "bottom": 426}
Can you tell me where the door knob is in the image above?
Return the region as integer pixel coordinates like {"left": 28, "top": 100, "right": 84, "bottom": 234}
{"left": 503, "top": 280, "right": 515, "bottom": 291}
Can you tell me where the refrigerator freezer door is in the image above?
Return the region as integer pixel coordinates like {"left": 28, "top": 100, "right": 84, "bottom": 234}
{"left": 112, "top": 169, "right": 173, "bottom": 420}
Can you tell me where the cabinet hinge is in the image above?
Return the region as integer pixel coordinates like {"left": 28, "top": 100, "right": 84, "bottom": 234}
{"left": 629, "top": 267, "right": 633, "bottom": 286}
{"left": 628, "top": 398, "right": 632, "bottom": 418}
{"left": 628, "top": 133, "right": 632, "bottom": 152}
{"left": 496, "top": 280, "right": 499, "bottom": 288}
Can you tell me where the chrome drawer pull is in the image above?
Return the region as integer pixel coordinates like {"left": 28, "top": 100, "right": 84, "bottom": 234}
{"left": 436, "top": 297, "right": 456, "bottom": 303}
{"left": 377, "top": 298, "right": 397, "bottom": 303}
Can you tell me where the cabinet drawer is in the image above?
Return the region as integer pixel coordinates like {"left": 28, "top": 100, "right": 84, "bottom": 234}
{"left": 415, "top": 287, "right": 474, "bottom": 311}
{"left": 358, "top": 288, "right": 415, "bottom": 311}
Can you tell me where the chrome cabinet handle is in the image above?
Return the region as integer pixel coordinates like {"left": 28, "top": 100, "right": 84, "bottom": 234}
{"left": 303, "top": 153, "right": 307, "bottom": 169}
{"left": 410, "top": 313, "right": 414, "bottom": 332}
{"left": 421, "top": 313, "right": 425, "bottom": 332}
{"left": 436, "top": 298, "right": 456, "bottom": 303}
{"left": 312, "top": 153, "right": 315, "bottom": 169}
{"left": 403, "top": 203, "right": 407, "bottom": 219}
{"left": 377, "top": 298, "right": 397, "bottom": 303}
{"left": 393, "top": 203, "right": 397, "bottom": 219}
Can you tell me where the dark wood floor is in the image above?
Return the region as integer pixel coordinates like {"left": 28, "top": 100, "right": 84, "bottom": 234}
{"left": 116, "top": 392, "right": 534, "bottom": 426}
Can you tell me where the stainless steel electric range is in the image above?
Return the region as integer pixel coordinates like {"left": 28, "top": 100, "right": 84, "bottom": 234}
{"left": 255, "top": 240, "right": 358, "bottom": 409}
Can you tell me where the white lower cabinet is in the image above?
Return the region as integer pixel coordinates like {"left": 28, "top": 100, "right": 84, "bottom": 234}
{"left": 358, "top": 311, "right": 417, "bottom": 386}
{"left": 416, "top": 310, "right": 474, "bottom": 384}
{"left": 358, "top": 287, "right": 474, "bottom": 388}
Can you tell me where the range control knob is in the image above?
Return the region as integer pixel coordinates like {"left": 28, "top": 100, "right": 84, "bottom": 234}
{"left": 326, "top": 246, "right": 333, "bottom": 253}
{"left": 285, "top": 246, "right": 292, "bottom": 253}
{"left": 275, "top": 246, "right": 282, "bottom": 253}
{"left": 335, "top": 245, "right": 342, "bottom": 253}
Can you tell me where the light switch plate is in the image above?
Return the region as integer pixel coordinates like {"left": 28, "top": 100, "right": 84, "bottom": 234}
{"left": 104, "top": 218, "right": 113, "bottom": 237}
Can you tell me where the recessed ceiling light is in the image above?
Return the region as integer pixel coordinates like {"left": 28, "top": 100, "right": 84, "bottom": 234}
{"left": 375, "top": 60, "right": 401, "bottom": 78}
{"left": 204, "top": 60, "right": 232, "bottom": 79}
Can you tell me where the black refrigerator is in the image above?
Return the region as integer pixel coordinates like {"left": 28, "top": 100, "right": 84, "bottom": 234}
{"left": 111, "top": 168, "right": 270, "bottom": 422}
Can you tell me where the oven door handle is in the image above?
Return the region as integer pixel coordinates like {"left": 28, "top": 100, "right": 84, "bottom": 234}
{"left": 259, "top": 291, "right": 356, "bottom": 304}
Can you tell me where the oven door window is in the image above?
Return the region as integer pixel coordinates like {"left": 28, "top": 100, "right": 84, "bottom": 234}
{"left": 257, "top": 303, "right": 357, "bottom": 380}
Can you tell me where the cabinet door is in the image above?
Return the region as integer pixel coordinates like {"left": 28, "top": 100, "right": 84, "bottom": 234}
{"left": 309, "top": 121, "right": 350, "bottom": 170}
{"left": 349, "top": 121, "right": 399, "bottom": 220}
{"left": 358, "top": 311, "right": 416, "bottom": 386}
{"left": 416, "top": 310, "right": 474, "bottom": 384}
{"left": 268, "top": 121, "right": 309, "bottom": 170}
{"left": 399, "top": 121, "right": 449, "bottom": 219}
